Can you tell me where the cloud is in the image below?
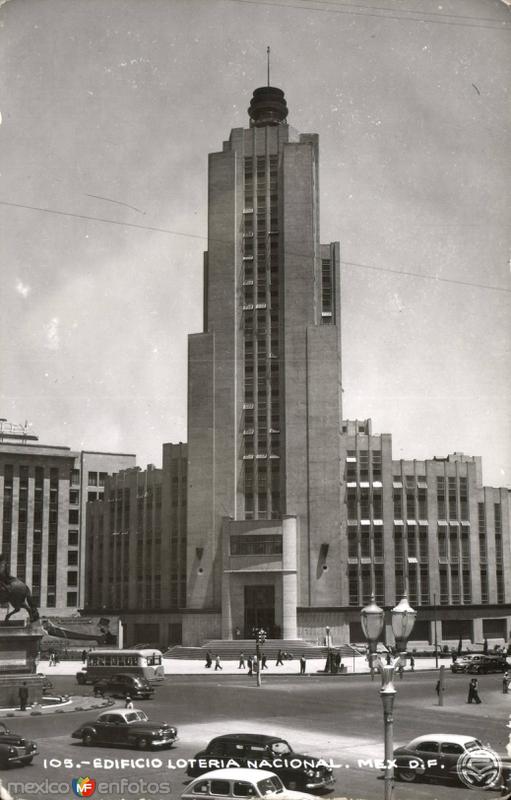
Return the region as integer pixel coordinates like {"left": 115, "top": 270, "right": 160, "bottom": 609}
{"left": 15, "top": 279, "right": 30, "bottom": 298}
{"left": 45, "top": 317, "right": 60, "bottom": 350}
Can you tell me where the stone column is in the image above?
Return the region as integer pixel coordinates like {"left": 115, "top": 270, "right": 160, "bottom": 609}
{"left": 282, "top": 516, "right": 298, "bottom": 639}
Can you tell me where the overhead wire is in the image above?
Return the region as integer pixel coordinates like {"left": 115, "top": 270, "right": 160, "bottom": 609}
{"left": 224, "top": 0, "right": 510, "bottom": 32}
{"left": 1, "top": 199, "right": 510, "bottom": 295}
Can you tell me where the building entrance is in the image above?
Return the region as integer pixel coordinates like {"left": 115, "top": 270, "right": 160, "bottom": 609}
{"left": 244, "top": 585, "right": 276, "bottom": 638}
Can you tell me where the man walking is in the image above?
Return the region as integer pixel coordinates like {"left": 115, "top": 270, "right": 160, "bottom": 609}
{"left": 276, "top": 649, "right": 284, "bottom": 666}
{"left": 299, "top": 654, "right": 306, "bottom": 675}
{"left": 261, "top": 653, "right": 268, "bottom": 670}
{"left": 409, "top": 654, "right": 415, "bottom": 671}
{"left": 467, "top": 677, "right": 482, "bottom": 704}
{"left": 247, "top": 656, "right": 253, "bottom": 676}
{"left": 18, "top": 682, "right": 29, "bottom": 711}
{"left": 205, "top": 651, "right": 212, "bottom": 668}
{"left": 238, "top": 651, "right": 245, "bottom": 669}
{"left": 503, "top": 671, "right": 510, "bottom": 694}
{"left": 214, "top": 654, "right": 223, "bottom": 671}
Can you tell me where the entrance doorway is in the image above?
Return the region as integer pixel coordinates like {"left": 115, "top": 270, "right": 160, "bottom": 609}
{"left": 244, "top": 585, "right": 275, "bottom": 638}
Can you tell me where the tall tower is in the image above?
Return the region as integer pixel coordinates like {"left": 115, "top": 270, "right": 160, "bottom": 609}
{"left": 185, "top": 83, "right": 343, "bottom": 644}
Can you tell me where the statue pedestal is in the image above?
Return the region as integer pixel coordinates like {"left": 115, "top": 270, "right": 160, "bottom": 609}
{"left": 0, "top": 620, "right": 44, "bottom": 708}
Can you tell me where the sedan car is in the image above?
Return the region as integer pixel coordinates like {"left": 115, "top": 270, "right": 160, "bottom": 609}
{"left": 182, "top": 769, "right": 322, "bottom": 800}
{"left": 0, "top": 722, "right": 38, "bottom": 769}
{"left": 450, "top": 655, "right": 485, "bottom": 674}
{"left": 394, "top": 734, "right": 486, "bottom": 783}
{"left": 71, "top": 708, "right": 177, "bottom": 750}
{"left": 467, "top": 656, "right": 509, "bottom": 674}
{"left": 187, "top": 734, "right": 335, "bottom": 792}
{"left": 92, "top": 673, "right": 154, "bottom": 699}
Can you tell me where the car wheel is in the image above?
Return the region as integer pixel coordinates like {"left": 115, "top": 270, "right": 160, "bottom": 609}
{"left": 83, "top": 731, "right": 95, "bottom": 746}
{"left": 397, "top": 769, "right": 417, "bottom": 783}
{"left": 137, "top": 737, "right": 150, "bottom": 750}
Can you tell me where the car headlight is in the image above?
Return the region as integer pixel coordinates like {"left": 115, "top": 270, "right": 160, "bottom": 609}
{"left": 305, "top": 768, "right": 316, "bottom": 777}
{"left": 8, "top": 747, "right": 16, "bottom": 755}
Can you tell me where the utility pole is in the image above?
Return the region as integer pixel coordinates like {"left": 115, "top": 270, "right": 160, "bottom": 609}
{"left": 433, "top": 593, "right": 439, "bottom": 669}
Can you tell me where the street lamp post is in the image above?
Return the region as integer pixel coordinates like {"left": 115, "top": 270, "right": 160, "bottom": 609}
{"left": 361, "top": 595, "right": 417, "bottom": 800}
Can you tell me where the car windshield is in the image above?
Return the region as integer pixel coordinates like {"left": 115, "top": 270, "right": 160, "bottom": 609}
{"left": 465, "top": 740, "right": 483, "bottom": 751}
{"left": 257, "top": 777, "right": 284, "bottom": 795}
{"left": 125, "top": 711, "right": 148, "bottom": 723}
{"left": 270, "top": 740, "right": 292, "bottom": 755}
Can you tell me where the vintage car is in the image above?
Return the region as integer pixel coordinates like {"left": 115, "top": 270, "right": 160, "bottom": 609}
{"left": 0, "top": 722, "right": 38, "bottom": 769}
{"left": 71, "top": 708, "right": 177, "bottom": 750}
{"left": 91, "top": 673, "right": 154, "bottom": 700}
{"left": 182, "top": 768, "right": 321, "bottom": 800}
{"left": 187, "top": 734, "right": 335, "bottom": 792}
{"left": 393, "top": 733, "right": 503, "bottom": 784}
{"left": 450, "top": 655, "right": 485, "bottom": 674}
{"left": 466, "top": 655, "right": 509, "bottom": 674}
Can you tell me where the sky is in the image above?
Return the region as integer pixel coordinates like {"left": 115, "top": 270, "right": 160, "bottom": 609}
{"left": 0, "top": 0, "right": 510, "bottom": 487}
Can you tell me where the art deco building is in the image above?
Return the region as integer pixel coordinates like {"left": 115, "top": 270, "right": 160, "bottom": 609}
{"left": 182, "top": 85, "right": 511, "bottom": 647}
{"left": 185, "top": 85, "right": 343, "bottom": 644}
{"left": 85, "top": 443, "right": 187, "bottom": 646}
{"left": 0, "top": 419, "right": 135, "bottom": 616}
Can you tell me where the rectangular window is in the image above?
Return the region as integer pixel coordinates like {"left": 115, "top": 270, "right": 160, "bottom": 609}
{"left": 68, "top": 551, "right": 78, "bottom": 566}
{"left": 373, "top": 490, "right": 382, "bottom": 519}
{"left": 438, "top": 526, "right": 447, "bottom": 560}
{"left": 436, "top": 476, "right": 446, "bottom": 518}
{"left": 67, "top": 571, "right": 78, "bottom": 586}
{"left": 69, "top": 509, "right": 79, "bottom": 525}
{"left": 348, "top": 565, "right": 359, "bottom": 606}
{"left": 462, "top": 570, "right": 471, "bottom": 603}
{"left": 451, "top": 566, "right": 460, "bottom": 604}
{"left": 459, "top": 477, "right": 469, "bottom": 519}
{"left": 347, "top": 526, "right": 358, "bottom": 559}
{"left": 406, "top": 490, "right": 415, "bottom": 519}
{"left": 394, "top": 526, "right": 403, "bottom": 562}
{"left": 360, "top": 528, "right": 370, "bottom": 558}
{"left": 480, "top": 568, "right": 489, "bottom": 603}
{"left": 359, "top": 488, "right": 370, "bottom": 518}
{"left": 373, "top": 527, "right": 383, "bottom": 561}
{"left": 88, "top": 471, "right": 98, "bottom": 486}
{"left": 419, "top": 526, "right": 428, "bottom": 561}
{"left": 359, "top": 450, "right": 369, "bottom": 481}
{"left": 71, "top": 468, "right": 80, "bottom": 485}
{"left": 407, "top": 525, "right": 417, "bottom": 558}
{"left": 374, "top": 565, "right": 384, "bottom": 604}
{"left": 420, "top": 565, "right": 429, "bottom": 604}
{"left": 68, "top": 530, "right": 79, "bottom": 546}
{"left": 372, "top": 450, "right": 382, "bottom": 480}
{"left": 448, "top": 477, "right": 457, "bottom": 520}
{"left": 230, "top": 534, "right": 282, "bottom": 556}
{"left": 66, "top": 592, "right": 78, "bottom": 607}
{"left": 418, "top": 489, "right": 427, "bottom": 518}
{"left": 449, "top": 530, "right": 459, "bottom": 563}
{"left": 347, "top": 488, "right": 357, "bottom": 520}
{"left": 393, "top": 490, "right": 402, "bottom": 519}
{"left": 439, "top": 566, "right": 449, "bottom": 605}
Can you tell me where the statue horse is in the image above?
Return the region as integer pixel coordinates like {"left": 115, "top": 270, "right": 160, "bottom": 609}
{"left": 0, "top": 577, "right": 40, "bottom": 623}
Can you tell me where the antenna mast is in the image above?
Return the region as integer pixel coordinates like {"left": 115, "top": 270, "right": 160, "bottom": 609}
{"left": 267, "top": 46, "right": 270, "bottom": 86}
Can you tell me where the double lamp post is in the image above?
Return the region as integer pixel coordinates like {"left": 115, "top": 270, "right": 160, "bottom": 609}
{"left": 361, "top": 594, "right": 417, "bottom": 800}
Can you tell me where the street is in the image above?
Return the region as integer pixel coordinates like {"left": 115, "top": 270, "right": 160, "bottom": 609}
{"left": 3, "top": 669, "right": 510, "bottom": 800}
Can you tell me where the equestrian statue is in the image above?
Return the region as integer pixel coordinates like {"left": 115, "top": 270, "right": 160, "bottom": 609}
{"left": 0, "top": 553, "right": 39, "bottom": 623}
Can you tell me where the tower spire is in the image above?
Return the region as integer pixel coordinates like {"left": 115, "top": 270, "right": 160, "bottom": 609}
{"left": 267, "top": 46, "right": 270, "bottom": 86}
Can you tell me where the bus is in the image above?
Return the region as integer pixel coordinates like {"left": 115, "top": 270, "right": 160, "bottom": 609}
{"left": 76, "top": 648, "right": 165, "bottom": 685}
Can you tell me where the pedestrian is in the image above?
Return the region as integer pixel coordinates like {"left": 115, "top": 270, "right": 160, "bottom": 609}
{"left": 334, "top": 651, "right": 342, "bottom": 673}
{"left": 214, "top": 654, "right": 223, "bottom": 671}
{"left": 276, "top": 649, "right": 284, "bottom": 666}
{"left": 93, "top": 684, "right": 105, "bottom": 698}
{"left": 247, "top": 656, "right": 253, "bottom": 676}
{"left": 205, "top": 651, "right": 212, "bottom": 668}
{"left": 261, "top": 653, "right": 268, "bottom": 670}
{"left": 503, "top": 671, "right": 510, "bottom": 694}
{"left": 299, "top": 654, "right": 306, "bottom": 675}
{"left": 435, "top": 680, "right": 441, "bottom": 697}
{"left": 409, "top": 655, "right": 415, "bottom": 671}
{"left": 451, "top": 653, "right": 457, "bottom": 664}
{"left": 238, "top": 651, "right": 245, "bottom": 669}
{"left": 124, "top": 694, "right": 134, "bottom": 709}
{"left": 235, "top": 627, "right": 241, "bottom": 639}
{"left": 467, "top": 677, "right": 481, "bottom": 704}
{"left": 81, "top": 649, "right": 87, "bottom": 664}
{"left": 48, "top": 649, "right": 55, "bottom": 667}
{"left": 18, "top": 682, "right": 29, "bottom": 711}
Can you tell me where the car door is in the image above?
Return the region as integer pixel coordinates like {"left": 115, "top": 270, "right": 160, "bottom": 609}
{"left": 414, "top": 741, "right": 441, "bottom": 778}
{"left": 439, "top": 741, "right": 465, "bottom": 777}
{"left": 106, "top": 713, "right": 128, "bottom": 745}
{"left": 94, "top": 714, "right": 117, "bottom": 745}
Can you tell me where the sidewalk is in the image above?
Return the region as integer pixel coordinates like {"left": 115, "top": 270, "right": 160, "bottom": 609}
{"left": 41, "top": 655, "right": 454, "bottom": 677}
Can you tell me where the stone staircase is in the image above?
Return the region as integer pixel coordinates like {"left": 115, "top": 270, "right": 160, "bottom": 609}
{"left": 165, "top": 639, "right": 364, "bottom": 661}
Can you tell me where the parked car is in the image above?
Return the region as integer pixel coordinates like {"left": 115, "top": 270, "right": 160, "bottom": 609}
{"left": 182, "top": 768, "right": 321, "bottom": 800}
{"left": 394, "top": 734, "right": 487, "bottom": 783}
{"left": 450, "top": 655, "right": 485, "bottom": 674}
{"left": 467, "top": 655, "right": 509, "bottom": 674}
{"left": 187, "top": 734, "right": 335, "bottom": 792}
{"left": 0, "top": 722, "right": 38, "bottom": 769}
{"left": 92, "top": 673, "right": 154, "bottom": 700}
{"left": 71, "top": 708, "right": 177, "bottom": 750}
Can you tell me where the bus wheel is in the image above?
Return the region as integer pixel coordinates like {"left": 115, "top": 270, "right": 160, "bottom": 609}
{"left": 137, "top": 737, "right": 150, "bottom": 750}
